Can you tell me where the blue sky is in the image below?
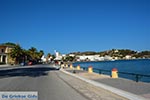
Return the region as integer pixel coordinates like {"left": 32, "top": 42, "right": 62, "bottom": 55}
{"left": 0, "top": 0, "right": 150, "bottom": 54}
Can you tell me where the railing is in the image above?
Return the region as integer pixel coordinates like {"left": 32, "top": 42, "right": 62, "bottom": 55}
{"left": 80, "top": 67, "right": 150, "bottom": 82}
{"left": 118, "top": 71, "right": 150, "bottom": 82}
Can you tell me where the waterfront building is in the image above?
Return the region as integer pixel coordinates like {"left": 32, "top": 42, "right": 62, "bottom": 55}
{"left": 103, "top": 55, "right": 113, "bottom": 60}
{"left": 69, "top": 54, "right": 75, "bottom": 57}
{"left": 76, "top": 55, "right": 106, "bottom": 61}
{"left": 54, "top": 50, "right": 63, "bottom": 60}
{"left": 125, "top": 55, "right": 132, "bottom": 59}
{"left": 0, "top": 45, "right": 14, "bottom": 64}
{"left": 41, "top": 55, "right": 46, "bottom": 62}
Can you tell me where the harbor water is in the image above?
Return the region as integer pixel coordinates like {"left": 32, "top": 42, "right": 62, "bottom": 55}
{"left": 73, "top": 59, "right": 150, "bottom": 82}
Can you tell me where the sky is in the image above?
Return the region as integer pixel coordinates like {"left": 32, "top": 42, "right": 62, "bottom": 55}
{"left": 0, "top": 0, "right": 150, "bottom": 54}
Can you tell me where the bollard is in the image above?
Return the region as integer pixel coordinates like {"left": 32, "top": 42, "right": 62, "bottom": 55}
{"left": 111, "top": 68, "right": 118, "bottom": 78}
{"left": 70, "top": 64, "right": 73, "bottom": 69}
{"left": 65, "top": 64, "right": 68, "bottom": 68}
{"left": 88, "top": 66, "right": 93, "bottom": 73}
{"left": 58, "top": 61, "right": 61, "bottom": 65}
{"left": 77, "top": 65, "right": 80, "bottom": 70}
{"left": 61, "top": 64, "right": 64, "bottom": 69}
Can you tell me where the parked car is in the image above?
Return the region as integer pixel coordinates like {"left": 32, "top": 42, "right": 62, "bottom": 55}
{"left": 28, "top": 62, "right": 32, "bottom": 65}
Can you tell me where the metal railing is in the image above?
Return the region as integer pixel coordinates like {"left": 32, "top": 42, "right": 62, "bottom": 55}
{"left": 80, "top": 67, "right": 150, "bottom": 82}
{"left": 118, "top": 71, "right": 150, "bottom": 82}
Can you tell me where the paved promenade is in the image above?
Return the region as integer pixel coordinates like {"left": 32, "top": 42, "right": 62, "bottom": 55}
{"left": 62, "top": 68, "right": 150, "bottom": 100}
{"left": 59, "top": 70, "right": 128, "bottom": 100}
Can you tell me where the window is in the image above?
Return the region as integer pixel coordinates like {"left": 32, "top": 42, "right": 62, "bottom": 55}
{"left": 1, "top": 49, "right": 4, "bottom": 53}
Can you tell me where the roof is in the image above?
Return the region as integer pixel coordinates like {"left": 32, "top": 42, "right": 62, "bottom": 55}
{"left": 0, "top": 44, "right": 15, "bottom": 48}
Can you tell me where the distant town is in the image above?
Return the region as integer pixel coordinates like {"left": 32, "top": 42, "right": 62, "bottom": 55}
{"left": 0, "top": 42, "right": 150, "bottom": 65}
{"left": 52, "top": 49, "right": 150, "bottom": 62}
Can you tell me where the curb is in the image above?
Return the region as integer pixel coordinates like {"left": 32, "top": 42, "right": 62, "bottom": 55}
{"left": 0, "top": 64, "right": 9, "bottom": 67}
{"left": 0, "top": 65, "right": 39, "bottom": 71}
{"left": 61, "top": 69, "right": 148, "bottom": 100}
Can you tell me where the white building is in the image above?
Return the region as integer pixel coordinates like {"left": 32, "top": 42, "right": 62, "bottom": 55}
{"left": 77, "top": 55, "right": 106, "bottom": 61}
{"left": 125, "top": 55, "right": 132, "bottom": 59}
{"left": 104, "top": 55, "right": 113, "bottom": 60}
{"left": 41, "top": 55, "right": 46, "bottom": 62}
{"left": 69, "top": 54, "right": 75, "bottom": 57}
{"left": 54, "top": 50, "right": 63, "bottom": 60}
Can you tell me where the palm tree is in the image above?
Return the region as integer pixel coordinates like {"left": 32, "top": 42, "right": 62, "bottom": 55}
{"left": 46, "top": 53, "right": 51, "bottom": 63}
{"left": 28, "top": 47, "right": 38, "bottom": 60}
{"left": 47, "top": 53, "right": 51, "bottom": 58}
{"left": 10, "top": 45, "right": 24, "bottom": 64}
{"left": 39, "top": 50, "right": 44, "bottom": 58}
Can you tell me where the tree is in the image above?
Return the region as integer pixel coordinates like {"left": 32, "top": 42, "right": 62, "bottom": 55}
{"left": 1, "top": 42, "right": 16, "bottom": 47}
{"left": 10, "top": 45, "right": 24, "bottom": 64}
{"left": 35, "top": 50, "right": 44, "bottom": 60}
{"left": 63, "top": 56, "right": 75, "bottom": 62}
{"left": 47, "top": 53, "right": 51, "bottom": 58}
{"left": 137, "top": 51, "right": 150, "bottom": 58}
{"left": 28, "top": 47, "right": 38, "bottom": 60}
{"left": 39, "top": 50, "right": 44, "bottom": 58}
{"left": 46, "top": 53, "right": 51, "bottom": 62}
{"left": 27, "top": 47, "right": 45, "bottom": 63}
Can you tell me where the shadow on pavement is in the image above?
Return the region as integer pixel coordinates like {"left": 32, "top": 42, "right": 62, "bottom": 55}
{"left": 0, "top": 67, "right": 59, "bottom": 79}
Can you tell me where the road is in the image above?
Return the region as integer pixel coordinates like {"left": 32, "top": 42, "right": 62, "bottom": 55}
{"left": 0, "top": 65, "right": 88, "bottom": 100}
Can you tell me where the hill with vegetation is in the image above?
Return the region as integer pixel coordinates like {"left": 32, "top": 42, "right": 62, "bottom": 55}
{"left": 69, "top": 49, "right": 150, "bottom": 59}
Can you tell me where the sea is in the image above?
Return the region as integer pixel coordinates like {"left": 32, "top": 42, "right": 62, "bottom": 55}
{"left": 73, "top": 59, "right": 150, "bottom": 82}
